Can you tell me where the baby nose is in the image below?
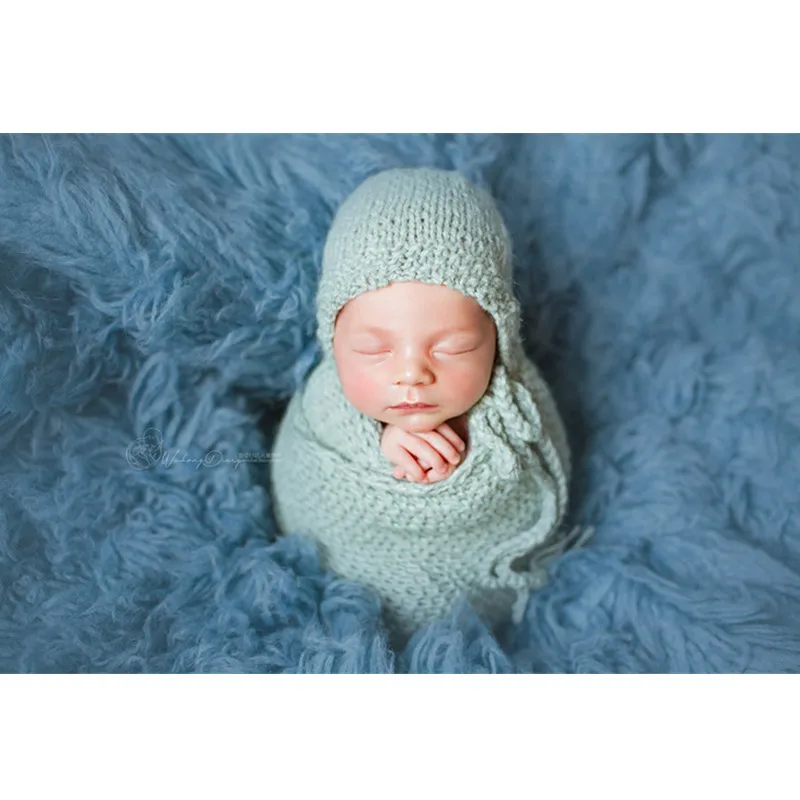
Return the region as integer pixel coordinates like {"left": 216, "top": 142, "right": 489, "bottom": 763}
{"left": 394, "top": 356, "right": 433, "bottom": 386}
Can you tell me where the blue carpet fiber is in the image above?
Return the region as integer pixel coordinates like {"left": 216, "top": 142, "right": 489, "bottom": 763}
{"left": 1, "top": 133, "right": 799, "bottom": 673}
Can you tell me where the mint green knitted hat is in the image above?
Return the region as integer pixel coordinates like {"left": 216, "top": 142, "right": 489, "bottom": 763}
{"left": 316, "top": 166, "right": 527, "bottom": 377}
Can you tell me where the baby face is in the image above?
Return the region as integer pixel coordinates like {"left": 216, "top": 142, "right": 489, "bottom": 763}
{"left": 333, "top": 281, "right": 497, "bottom": 433}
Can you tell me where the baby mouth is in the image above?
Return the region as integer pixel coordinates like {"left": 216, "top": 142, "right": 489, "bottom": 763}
{"left": 392, "top": 403, "right": 436, "bottom": 410}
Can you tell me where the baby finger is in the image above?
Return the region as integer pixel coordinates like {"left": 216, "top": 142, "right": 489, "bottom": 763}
{"left": 435, "top": 423, "right": 466, "bottom": 453}
{"left": 407, "top": 439, "right": 448, "bottom": 474}
{"left": 399, "top": 449, "right": 427, "bottom": 482}
{"left": 415, "top": 430, "right": 461, "bottom": 465}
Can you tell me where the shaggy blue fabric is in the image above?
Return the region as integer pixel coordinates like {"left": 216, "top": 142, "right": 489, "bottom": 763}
{"left": 1, "top": 134, "right": 799, "bottom": 673}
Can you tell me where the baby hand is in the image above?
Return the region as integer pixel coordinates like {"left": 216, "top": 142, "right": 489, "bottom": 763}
{"left": 380, "top": 422, "right": 466, "bottom": 483}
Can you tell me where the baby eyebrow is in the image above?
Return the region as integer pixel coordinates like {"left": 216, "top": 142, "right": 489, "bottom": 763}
{"left": 359, "top": 325, "right": 476, "bottom": 338}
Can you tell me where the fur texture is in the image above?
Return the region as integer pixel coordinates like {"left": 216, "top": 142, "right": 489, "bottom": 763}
{"left": 1, "top": 133, "right": 799, "bottom": 673}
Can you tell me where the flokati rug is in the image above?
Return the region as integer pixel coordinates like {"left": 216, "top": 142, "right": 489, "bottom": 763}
{"left": 1, "top": 133, "right": 799, "bottom": 673}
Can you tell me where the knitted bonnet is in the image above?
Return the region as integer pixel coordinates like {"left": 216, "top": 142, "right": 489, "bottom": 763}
{"left": 316, "top": 166, "right": 527, "bottom": 378}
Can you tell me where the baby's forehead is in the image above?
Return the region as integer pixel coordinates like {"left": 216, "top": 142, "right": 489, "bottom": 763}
{"left": 335, "top": 282, "right": 495, "bottom": 337}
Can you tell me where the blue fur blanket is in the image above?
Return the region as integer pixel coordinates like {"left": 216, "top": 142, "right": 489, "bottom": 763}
{"left": 1, "top": 134, "right": 798, "bottom": 673}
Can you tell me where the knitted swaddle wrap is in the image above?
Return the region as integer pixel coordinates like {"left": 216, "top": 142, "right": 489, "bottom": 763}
{"left": 270, "top": 167, "right": 572, "bottom": 642}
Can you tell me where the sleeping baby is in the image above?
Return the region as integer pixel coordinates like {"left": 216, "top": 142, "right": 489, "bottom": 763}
{"left": 269, "top": 166, "right": 573, "bottom": 646}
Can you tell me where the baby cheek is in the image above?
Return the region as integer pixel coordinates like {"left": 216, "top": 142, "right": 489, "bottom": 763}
{"left": 338, "top": 362, "right": 384, "bottom": 415}
{"left": 444, "top": 364, "right": 488, "bottom": 403}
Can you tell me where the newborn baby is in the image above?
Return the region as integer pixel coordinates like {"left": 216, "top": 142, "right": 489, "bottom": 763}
{"left": 270, "top": 166, "right": 572, "bottom": 645}
{"left": 334, "top": 280, "right": 496, "bottom": 486}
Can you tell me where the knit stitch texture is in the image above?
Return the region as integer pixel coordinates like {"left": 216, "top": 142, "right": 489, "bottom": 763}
{"left": 270, "top": 167, "right": 572, "bottom": 643}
